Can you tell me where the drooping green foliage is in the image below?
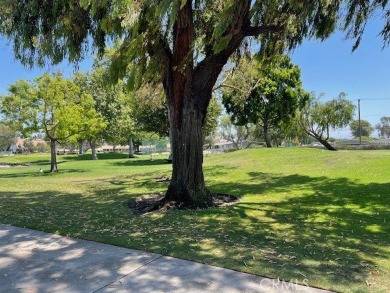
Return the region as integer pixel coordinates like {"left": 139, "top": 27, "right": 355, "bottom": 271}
{"left": 0, "top": 0, "right": 109, "bottom": 66}
{"left": 2, "top": 1, "right": 388, "bottom": 85}
{"left": 350, "top": 119, "right": 374, "bottom": 138}
{"left": 282, "top": 115, "right": 317, "bottom": 145}
{"left": 299, "top": 92, "right": 356, "bottom": 150}
{"left": 344, "top": 0, "right": 390, "bottom": 50}
{"left": 222, "top": 55, "right": 308, "bottom": 147}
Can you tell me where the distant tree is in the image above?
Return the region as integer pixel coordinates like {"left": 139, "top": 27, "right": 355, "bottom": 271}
{"left": 222, "top": 55, "right": 308, "bottom": 147}
{"left": 73, "top": 71, "right": 108, "bottom": 159}
{"left": 0, "top": 74, "right": 100, "bottom": 172}
{"left": 350, "top": 119, "right": 374, "bottom": 138}
{"left": 203, "top": 99, "right": 222, "bottom": 148}
{"left": 108, "top": 95, "right": 139, "bottom": 158}
{"left": 299, "top": 93, "right": 355, "bottom": 151}
{"left": 376, "top": 116, "right": 390, "bottom": 138}
{"left": 23, "top": 139, "right": 36, "bottom": 153}
{"left": 283, "top": 116, "right": 316, "bottom": 145}
{"left": 78, "top": 96, "right": 107, "bottom": 160}
{"left": 36, "top": 141, "right": 50, "bottom": 153}
{"left": 254, "top": 126, "right": 286, "bottom": 147}
{"left": 0, "top": 124, "right": 16, "bottom": 151}
{"left": 80, "top": 71, "right": 166, "bottom": 159}
{"left": 131, "top": 84, "right": 170, "bottom": 138}
{"left": 219, "top": 116, "right": 255, "bottom": 150}
{"left": 0, "top": 80, "right": 37, "bottom": 137}
{"left": 203, "top": 99, "right": 222, "bottom": 140}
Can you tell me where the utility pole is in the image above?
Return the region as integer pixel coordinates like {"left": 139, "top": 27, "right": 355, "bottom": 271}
{"left": 358, "top": 99, "right": 361, "bottom": 145}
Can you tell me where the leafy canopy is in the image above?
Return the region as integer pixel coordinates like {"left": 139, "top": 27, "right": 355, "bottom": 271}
{"left": 350, "top": 119, "right": 374, "bottom": 138}
{"left": 0, "top": 73, "right": 101, "bottom": 144}
{"left": 222, "top": 54, "right": 307, "bottom": 129}
{"left": 2, "top": 0, "right": 388, "bottom": 88}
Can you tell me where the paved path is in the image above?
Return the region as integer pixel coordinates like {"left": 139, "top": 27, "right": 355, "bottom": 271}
{"left": 0, "top": 224, "right": 331, "bottom": 293}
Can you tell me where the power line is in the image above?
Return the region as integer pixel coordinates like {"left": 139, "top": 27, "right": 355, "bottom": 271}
{"left": 351, "top": 98, "right": 390, "bottom": 101}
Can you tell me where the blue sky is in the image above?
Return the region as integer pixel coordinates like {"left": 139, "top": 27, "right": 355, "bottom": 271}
{"left": 0, "top": 37, "right": 93, "bottom": 92}
{"left": 1, "top": 17, "right": 389, "bottom": 139}
{"left": 291, "top": 17, "right": 390, "bottom": 138}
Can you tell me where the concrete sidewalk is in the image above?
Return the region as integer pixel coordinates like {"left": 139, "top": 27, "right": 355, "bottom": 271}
{"left": 0, "top": 224, "right": 330, "bottom": 293}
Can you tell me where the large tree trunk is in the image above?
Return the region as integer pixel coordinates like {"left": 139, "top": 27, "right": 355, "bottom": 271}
{"left": 164, "top": 98, "right": 212, "bottom": 208}
{"left": 90, "top": 140, "right": 98, "bottom": 160}
{"left": 159, "top": 2, "right": 212, "bottom": 208}
{"left": 316, "top": 137, "right": 337, "bottom": 151}
{"left": 156, "top": 0, "right": 247, "bottom": 209}
{"left": 304, "top": 129, "right": 337, "bottom": 151}
{"left": 128, "top": 137, "right": 134, "bottom": 158}
{"left": 50, "top": 139, "right": 58, "bottom": 172}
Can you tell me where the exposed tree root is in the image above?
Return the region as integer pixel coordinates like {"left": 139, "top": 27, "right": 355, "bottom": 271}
{"left": 128, "top": 193, "right": 239, "bottom": 215}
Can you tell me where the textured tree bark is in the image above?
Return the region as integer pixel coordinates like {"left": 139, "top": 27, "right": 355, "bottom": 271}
{"left": 90, "top": 140, "right": 98, "bottom": 160}
{"left": 317, "top": 138, "right": 337, "bottom": 151}
{"left": 303, "top": 128, "right": 337, "bottom": 151}
{"left": 164, "top": 94, "right": 212, "bottom": 208}
{"left": 158, "top": 1, "right": 214, "bottom": 208}
{"left": 50, "top": 139, "right": 58, "bottom": 172}
{"left": 157, "top": 0, "right": 249, "bottom": 208}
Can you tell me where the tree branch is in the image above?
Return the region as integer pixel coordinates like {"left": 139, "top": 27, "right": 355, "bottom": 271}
{"left": 242, "top": 24, "right": 280, "bottom": 36}
{"left": 146, "top": 34, "right": 173, "bottom": 71}
{"left": 213, "top": 83, "right": 245, "bottom": 93}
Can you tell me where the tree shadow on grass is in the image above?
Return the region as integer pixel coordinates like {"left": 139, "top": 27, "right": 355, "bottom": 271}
{"left": 62, "top": 153, "right": 129, "bottom": 161}
{"left": 110, "top": 158, "right": 171, "bottom": 167}
{"left": 0, "top": 168, "right": 87, "bottom": 179}
{"left": 0, "top": 171, "right": 389, "bottom": 292}
{"left": 203, "top": 172, "right": 390, "bottom": 291}
{"left": 30, "top": 160, "right": 67, "bottom": 166}
{"left": 0, "top": 160, "right": 66, "bottom": 166}
{"left": 62, "top": 153, "right": 170, "bottom": 163}
{"left": 203, "top": 165, "right": 237, "bottom": 178}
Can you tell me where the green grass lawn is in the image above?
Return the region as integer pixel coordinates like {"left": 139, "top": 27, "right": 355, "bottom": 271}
{"left": 0, "top": 148, "right": 389, "bottom": 292}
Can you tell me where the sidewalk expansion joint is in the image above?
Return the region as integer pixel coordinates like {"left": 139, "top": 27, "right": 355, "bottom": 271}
{"left": 93, "top": 254, "right": 163, "bottom": 293}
